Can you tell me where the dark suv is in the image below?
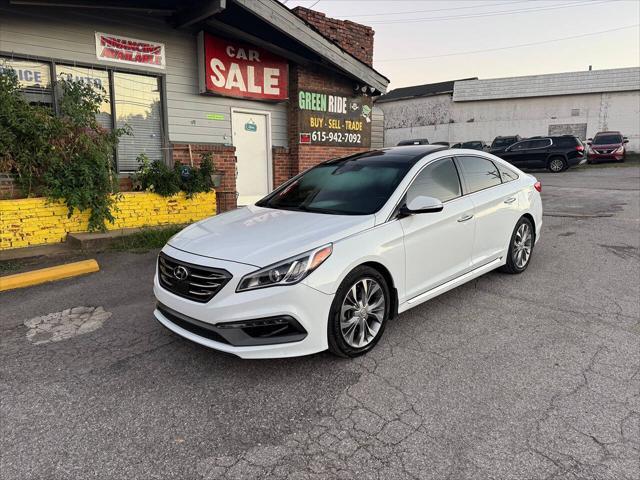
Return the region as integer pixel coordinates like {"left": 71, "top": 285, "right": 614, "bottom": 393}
{"left": 490, "top": 135, "right": 522, "bottom": 155}
{"left": 497, "top": 135, "right": 585, "bottom": 172}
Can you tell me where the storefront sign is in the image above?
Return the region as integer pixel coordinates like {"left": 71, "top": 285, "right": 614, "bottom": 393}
{"left": 95, "top": 32, "right": 165, "bottom": 69}
{"left": 297, "top": 89, "right": 372, "bottom": 147}
{"left": 198, "top": 32, "right": 288, "bottom": 101}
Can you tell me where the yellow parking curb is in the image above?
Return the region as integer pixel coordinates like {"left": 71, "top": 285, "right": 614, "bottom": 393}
{"left": 0, "top": 259, "right": 100, "bottom": 292}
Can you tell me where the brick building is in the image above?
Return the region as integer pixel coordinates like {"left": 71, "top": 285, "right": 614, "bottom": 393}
{"left": 0, "top": 0, "right": 388, "bottom": 211}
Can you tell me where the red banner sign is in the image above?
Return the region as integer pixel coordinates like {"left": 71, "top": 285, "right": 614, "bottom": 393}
{"left": 199, "top": 32, "right": 288, "bottom": 101}
{"left": 95, "top": 32, "right": 165, "bottom": 69}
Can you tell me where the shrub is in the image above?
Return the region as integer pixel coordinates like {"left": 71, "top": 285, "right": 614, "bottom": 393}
{"left": 0, "top": 73, "right": 129, "bottom": 231}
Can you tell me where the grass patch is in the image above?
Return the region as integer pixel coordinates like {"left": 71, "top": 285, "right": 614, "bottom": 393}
{"left": 108, "top": 225, "right": 186, "bottom": 252}
{"left": 0, "top": 260, "right": 23, "bottom": 275}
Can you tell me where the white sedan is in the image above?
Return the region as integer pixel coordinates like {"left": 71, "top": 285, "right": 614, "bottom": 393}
{"left": 154, "top": 146, "right": 542, "bottom": 359}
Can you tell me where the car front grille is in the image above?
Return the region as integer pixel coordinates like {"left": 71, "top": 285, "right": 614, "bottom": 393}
{"left": 158, "top": 253, "right": 232, "bottom": 303}
{"left": 595, "top": 149, "right": 613, "bottom": 154}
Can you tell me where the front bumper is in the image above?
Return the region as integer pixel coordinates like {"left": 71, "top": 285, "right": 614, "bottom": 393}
{"left": 153, "top": 245, "right": 334, "bottom": 359}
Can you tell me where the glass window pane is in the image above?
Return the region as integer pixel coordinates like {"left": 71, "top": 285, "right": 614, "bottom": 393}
{"left": 498, "top": 164, "right": 518, "bottom": 182}
{"left": 458, "top": 156, "right": 502, "bottom": 193}
{"left": 113, "top": 72, "right": 162, "bottom": 172}
{"left": 56, "top": 65, "right": 112, "bottom": 130}
{"left": 0, "top": 57, "right": 53, "bottom": 107}
{"left": 407, "top": 158, "right": 461, "bottom": 204}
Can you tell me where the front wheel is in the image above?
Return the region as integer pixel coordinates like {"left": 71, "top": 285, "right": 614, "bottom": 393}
{"left": 499, "top": 217, "right": 534, "bottom": 274}
{"left": 328, "top": 266, "right": 391, "bottom": 357}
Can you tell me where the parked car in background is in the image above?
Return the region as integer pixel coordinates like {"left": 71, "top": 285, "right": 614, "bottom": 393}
{"left": 154, "top": 146, "right": 542, "bottom": 359}
{"left": 457, "top": 141, "right": 490, "bottom": 151}
{"left": 497, "top": 135, "right": 584, "bottom": 172}
{"left": 587, "top": 131, "right": 628, "bottom": 164}
{"left": 451, "top": 143, "right": 461, "bottom": 149}
{"left": 397, "top": 138, "right": 429, "bottom": 146}
{"left": 432, "top": 141, "right": 450, "bottom": 147}
{"left": 490, "top": 135, "right": 522, "bottom": 155}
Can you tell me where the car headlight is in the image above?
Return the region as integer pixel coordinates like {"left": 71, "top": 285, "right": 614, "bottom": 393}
{"left": 236, "top": 244, "right": 333, "bottom": 292}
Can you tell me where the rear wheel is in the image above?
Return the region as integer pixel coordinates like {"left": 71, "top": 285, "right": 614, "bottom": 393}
{"left": 548, "top": 156, "right": 567, "bottom": 173}
{"left": 499, "top": 217, "right": 534, "bottom": 274}
{"left": 328, "top": 266, "right": 390, "bottom": 358}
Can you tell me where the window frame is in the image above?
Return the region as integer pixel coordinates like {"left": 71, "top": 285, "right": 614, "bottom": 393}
{"left": 453, "top": 155, "right": 504, "bottom": 195}
{"left": 0, "top": 51, "right": 169, "bottom": 174}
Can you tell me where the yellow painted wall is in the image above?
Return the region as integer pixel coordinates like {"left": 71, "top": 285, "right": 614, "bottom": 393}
{"left": 0, "top": 191, "right": 216, "bottom": 250}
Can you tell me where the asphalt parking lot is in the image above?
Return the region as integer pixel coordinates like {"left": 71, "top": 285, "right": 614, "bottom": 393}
{"left": 1, "top": 165, "right": 639, "bottom": 480}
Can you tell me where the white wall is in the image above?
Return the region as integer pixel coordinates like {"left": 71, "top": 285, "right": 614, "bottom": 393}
{"left": 378, "top": 90, "right": 640, "bottom": 151}
{"left": 0, "top": 7, "right": 289, "bottom": 147}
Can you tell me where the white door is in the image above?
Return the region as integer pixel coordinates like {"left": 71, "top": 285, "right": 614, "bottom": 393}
{"left": 455, "top": 155, "right": 521, "bottom": 266}
{"left": 232, "top": 111, "right": 270, "bottom": 205}
{"left": 400, "top": 158, "right": 475, "bottom": 300}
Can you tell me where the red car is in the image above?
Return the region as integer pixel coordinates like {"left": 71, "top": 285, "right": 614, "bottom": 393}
{"left": 587, "top": 131, "right": 629, "bottom": 163}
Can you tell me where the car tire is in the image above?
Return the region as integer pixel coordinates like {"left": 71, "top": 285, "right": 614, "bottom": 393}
{"left": 547, "top": 156, "right": 567, "bottom": 173}
{"left": 327, "top": 266, "right": 391, "bottom": 358}
{"left": 499, "top": 217, "right": 535, "bottom": 274}
{"left": 587, "top": 158, "right": 596, "bottom": 165}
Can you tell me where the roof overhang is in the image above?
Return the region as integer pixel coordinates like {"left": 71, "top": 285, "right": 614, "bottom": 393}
{"left": 231, "top": 0, "right": 388, "bottom": 94}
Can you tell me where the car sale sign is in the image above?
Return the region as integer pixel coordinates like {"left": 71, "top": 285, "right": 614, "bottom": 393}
{"left": 198, "top": 32, "right": 288, "bottom": 101}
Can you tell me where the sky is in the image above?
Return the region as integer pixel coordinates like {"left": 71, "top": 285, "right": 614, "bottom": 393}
{"left": 280, "top": 0, "right": 640, "bottom": 91}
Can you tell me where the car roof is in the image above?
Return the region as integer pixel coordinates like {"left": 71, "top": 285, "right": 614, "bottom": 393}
{"left": 383, "top": 145, "right": 449, "bottom": 157}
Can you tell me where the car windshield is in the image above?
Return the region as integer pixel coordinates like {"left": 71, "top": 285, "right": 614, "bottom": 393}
{"left": 257, "top": 154, "right": 413, "bottom": 215}
{"left": 594, "top": 134, "right": 622, "bottom": 145}
{"left": 492, "top": 138, "right": 513, "bottom": 147}
{"left": 462, "top": 142, "right": 481, "bottom": 148}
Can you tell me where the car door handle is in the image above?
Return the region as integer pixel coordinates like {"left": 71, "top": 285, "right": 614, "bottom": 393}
{"left": 503, "top": 197, "right": 517, "bottom": 204}
{"left": 457, "top": 214, "right": 474, "bottom": 222}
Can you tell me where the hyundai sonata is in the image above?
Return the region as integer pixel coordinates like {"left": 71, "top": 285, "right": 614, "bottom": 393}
{"left": 154, "top": 146, "right": 542, "bottom": 358}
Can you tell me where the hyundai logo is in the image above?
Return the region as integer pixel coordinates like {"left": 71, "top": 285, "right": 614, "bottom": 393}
{"left": 173, "top": 265, "right": 189, "bottom": 281}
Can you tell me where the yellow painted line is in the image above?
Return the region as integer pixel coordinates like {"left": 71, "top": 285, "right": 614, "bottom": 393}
{"left": 0, "top": 259, "right": 99, "bottom": 292}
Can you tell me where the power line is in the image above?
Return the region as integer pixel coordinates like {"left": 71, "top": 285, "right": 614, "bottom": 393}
{"left": 366, "top": 0, "right": 611, "bottom": 24}
{"left": 347, "top": 0, "right": 530, "bottom": 18}
{"left": 375, "top": 24, "right": 640, "bottom": 62}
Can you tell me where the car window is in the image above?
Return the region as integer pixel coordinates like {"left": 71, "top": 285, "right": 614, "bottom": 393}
{"left": 593, "top": 134, "right": 622, "bottom": 145}
{"left": 510, "top": 141, "right": 529, "bottom": 151}
{"left": 527, "top": 139, "right": 551, "bottom": 149}
{"left": 457, "top": 156, "right": 502, "bottom": 193}
{"left": 498, "top": 164, "right": 519, "bottom": 182}
{"left": 406, "top": 158, "right": 461, "bottom": 204}
{"left": 554, "top": 137, "right": 579, "bottom": 147}
{"left": 257, "top": 154, "right": 414, "bottom": 215}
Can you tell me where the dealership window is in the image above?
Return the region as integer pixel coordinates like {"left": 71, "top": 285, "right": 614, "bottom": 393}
{"left": 0, "top": 57, "right": 53, "bottom": 108}
{"left": 56, "top": 65, "right": 112, "bottom": 131}
{"left": 1, "top": 56, "right": 165, "bottom": 174}
{"left": 113, "top": 72, "right": 163, "bottom": 172}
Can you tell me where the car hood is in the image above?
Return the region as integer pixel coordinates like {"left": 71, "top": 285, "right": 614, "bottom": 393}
{"left": 592, "top": 143, "right": 622, "bottom": 149}
{"left": 167, "top": 205, "right": 375, "bottom": 267}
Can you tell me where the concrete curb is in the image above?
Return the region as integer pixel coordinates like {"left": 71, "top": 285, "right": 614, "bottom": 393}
{"left": 0, "top": 259, "right": 99, "bottom": 292}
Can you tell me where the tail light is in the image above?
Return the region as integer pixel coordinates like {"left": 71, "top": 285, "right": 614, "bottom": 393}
{"left": 534, "top": 181, "right": 542, "bottom": 193}
{"left": 575, "top": 144, "right": 584, "bottom": 152}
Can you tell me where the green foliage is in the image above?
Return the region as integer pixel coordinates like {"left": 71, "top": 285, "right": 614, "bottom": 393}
{"left": 108, "top": 224, "right": 185, "bottom": 252}
{"left": 132, "top": 151, "right": 215, "bottom": 198}
{"left": 0, "top": 70, "right": 54, "bottom": 195}
{"left": 0, "top": 74, "right": 129, "bottom": 232}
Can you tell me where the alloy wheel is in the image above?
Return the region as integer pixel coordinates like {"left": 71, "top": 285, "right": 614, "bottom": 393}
{"left": 340, "top": 278, "right": 386, "bottom": 348}
{"left": 549, "top": 158, "right": 565, "bottom": 172}
{"left": 513, "top": 223, "right": 532, "bottom": 269}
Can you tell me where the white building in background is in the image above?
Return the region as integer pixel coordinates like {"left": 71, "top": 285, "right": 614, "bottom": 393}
{"left": 376, "top": 67, "right": 640, "bottom": 151}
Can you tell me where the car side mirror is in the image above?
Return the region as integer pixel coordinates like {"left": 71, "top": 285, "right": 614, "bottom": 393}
{"left": 587, "top": 138, "right": 593, "bottom": 141}
{"left": 400, "top": 196, "right": 444, "bottom": 216}
{"left": 623, "top": 138, "right": 629, "bottom": 143}
{"left": 586, "top": 141, "right": 592, "bottom": 145}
